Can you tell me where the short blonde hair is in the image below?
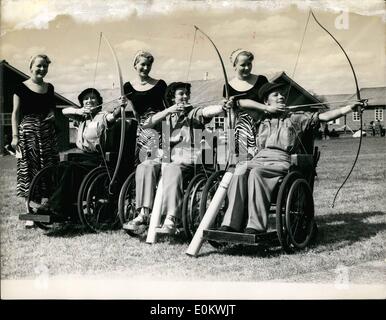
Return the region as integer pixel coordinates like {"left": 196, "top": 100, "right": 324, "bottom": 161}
{"left": 29, "top": 54, "right": 51, "bottom": 69}
{"left": 132, "top": 50, "right": 154, "bottom": 68}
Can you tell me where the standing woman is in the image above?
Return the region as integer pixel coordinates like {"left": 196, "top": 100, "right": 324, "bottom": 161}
{"left": 123, "top": 51, "right": 167, "bottom": 163}
{"left": 11, "top": 54, "right": 59, "bottom": 227}
{"left": 224, "top": 49, "right": 268, "bottom": 160}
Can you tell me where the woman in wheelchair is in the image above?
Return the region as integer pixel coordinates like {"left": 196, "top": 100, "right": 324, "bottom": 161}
{"left": 219, "top": 82, "right": 364, "bottom": 235}
{"left": 35, "top": 88, "right": 126, "bottom": 216}
{"left": 123, "top": 82, "right": 229, "bottom": 234}
{"left": 62, "top": 88, "right": 125, "bottom": 153}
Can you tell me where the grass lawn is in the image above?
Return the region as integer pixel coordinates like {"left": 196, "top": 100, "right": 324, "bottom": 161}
{"left": 1, "top": 137, "right": 385, "bottom": 298}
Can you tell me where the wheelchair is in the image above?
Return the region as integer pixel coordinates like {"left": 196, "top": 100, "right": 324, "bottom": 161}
{"left": 187, "top": 144, "right": 320, "bottom": 254}
{"left": 118, "top": 133, "right": 221, "bottom": 240}
{"left": 19, "top": 118, "right": 137, "bottom": 232}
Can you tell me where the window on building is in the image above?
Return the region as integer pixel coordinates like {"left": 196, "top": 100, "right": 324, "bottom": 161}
{"left": 375, "top": 108, "right": 384, "bottom": 121}
{"left": 352, "top": 111, "right": 360, "bottom": 121}
{"left": 214, "top": 116, "right": 225, "bottom": 130}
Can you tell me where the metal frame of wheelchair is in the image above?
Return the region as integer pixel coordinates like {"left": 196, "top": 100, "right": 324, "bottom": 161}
{"left": 186, "top": 146, "right": 321, "bottom": 253}
{"left": 118, "top": 135, "right": 221, "bottom": 240}
{"left": 19, "top": 119, "right": 137, "bottom": 233}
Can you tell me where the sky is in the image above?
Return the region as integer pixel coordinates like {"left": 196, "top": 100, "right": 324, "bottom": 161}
{"left": 1, "top": 0, "right": 385, "bottom": 103}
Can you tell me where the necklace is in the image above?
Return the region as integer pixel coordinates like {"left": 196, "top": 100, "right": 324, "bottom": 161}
{"left": 138, "top": 76, "right": 151, "bottom": 85}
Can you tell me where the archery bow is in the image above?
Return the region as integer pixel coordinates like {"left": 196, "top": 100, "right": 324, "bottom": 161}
{"left": 309, "top": 10, "right": 366, "bottom": 207}
{"left": 193, "top": 25, "right": 236, "bottom": 169}
{"left": 99, "top": 32, "right": 127, "bottom": 194}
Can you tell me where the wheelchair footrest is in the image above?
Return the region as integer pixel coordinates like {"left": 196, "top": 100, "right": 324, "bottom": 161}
{"left": 19, "top": 213, "right": 52, "bottom": 223}
{"left": 203, "top": 229, "right": 277, "bottom": 244}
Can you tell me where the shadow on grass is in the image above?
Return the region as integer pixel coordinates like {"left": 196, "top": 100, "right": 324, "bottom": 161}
{"left": 41, "top": 223, "right": 92, "bottom": 238}
{"left": 40, "top": 220, "right": 124, "bottom": 238}
{"left": 198, "top": 240, "right": 282, "bottom": 258}
{"left": 315, "top": 211, "right": 386, "bottom": 246}
{"left": 118, "top": 227, "right": 190, "bottom": 245}
{"left": 199, "top": 211, "right": 386, "bottom": 258}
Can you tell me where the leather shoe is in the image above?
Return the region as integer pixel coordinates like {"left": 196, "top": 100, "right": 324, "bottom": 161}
{"left": 218, "top": 225, "right": 237, "bottom": 232}
{"left": 123, "top": 213, "right": 149, "bottom": 231}
{"left": 36, "top": 203, "right": 61, "bottom": 217}
{"left": 159, "top": 215, "right": 178, "bottom": 235}
{"left": 244, "top": 228, "right": 265, "bottom": 235}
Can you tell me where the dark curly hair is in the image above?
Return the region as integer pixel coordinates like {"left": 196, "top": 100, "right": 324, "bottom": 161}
{"left": 164, "top": 82, "right": 191, "bottom": 107}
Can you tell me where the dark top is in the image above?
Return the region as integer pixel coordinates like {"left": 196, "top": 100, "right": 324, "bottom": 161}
{"left": 222, "top": 75, "right": 268, "bottom": 159}
{"left": 14, "top": 82, "right": 55, "bottom": 117}
{"left": 123, "top": 80, "right": 167, "bottom": 116}
{"left": 223, "top": 75, "right": 268, "bottom": 102}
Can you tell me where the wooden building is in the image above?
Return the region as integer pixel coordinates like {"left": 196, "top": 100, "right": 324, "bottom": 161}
{"left": 0, "top": 60, "right": 78, "bottom": 155}
{"left": 189, "top": 71, "right": 328, "bottom": 130}
{"left": 319, "top": 86, "right": 386, "bottom": 134}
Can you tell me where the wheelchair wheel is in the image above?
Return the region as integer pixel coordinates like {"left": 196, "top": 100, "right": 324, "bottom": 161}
{"left": 181, "top": 173, "right": 207, "bottom": 240}
{"left": 118, "top": 171, "right": 140, "bottom": 236}
{"left": 27, "top": 163, "right": 66, "bottom": 230}
{"left": 81, "top": 169, "right": 120, "bottom": 232}
{"left": 27, "top": 162, "right": 88, "bottom": 230}
{"left": 285, "top": 178, "right": 315, "bottom": 249}
{"left": 77, "top": 166, "right": 108, "bottom": 228}
{"left": 275, "top": 171, "right": 302, "bottom": 253}
{"left": 199, "top": 170, "right": 227, "bottom": 248}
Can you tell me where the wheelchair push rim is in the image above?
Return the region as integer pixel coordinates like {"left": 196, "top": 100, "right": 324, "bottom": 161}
{"left": 285, "top": 178, "right": 315, "bottom": 249}
{"left": 118, "top": 171, "right": 145, "bottom": 236}
{"left": 83, "top": 170, "right": 120, "bottom": 232}
{"left": 182, "top": 173, "right": 207, "bottom": 240}
{"left": 199, "top": 170, "right": 228, "bottom": 248}
{"left": 275, "top": 171, "right": 302, "bottom": 253}
{"left": 77, "top": 166, "right": 110, "bottom": 229}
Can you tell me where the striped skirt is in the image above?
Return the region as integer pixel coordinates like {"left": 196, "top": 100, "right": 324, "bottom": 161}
{"left": 135, "top": 126, "right": 162, "bottom": 165}
{"left": 16, "top": 115, "right": 60, "bottom": 198}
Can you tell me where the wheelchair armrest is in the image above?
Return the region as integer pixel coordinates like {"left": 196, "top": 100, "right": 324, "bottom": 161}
{"left": 105, "top": 152, "right": 117, "bottom": 162}
{"left": 62, "top": 149, "right": 97, "bottom": 162}
{"left": 290, "top": 154, "right": 315, "bottom": 176}
{"left": 290, "top": 154, "right": 314, "bottom": 168}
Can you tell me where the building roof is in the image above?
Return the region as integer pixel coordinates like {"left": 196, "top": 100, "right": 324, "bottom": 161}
{"left": 357, "top": 87, "right": 386, "bottom": 106}
{"left": 317, "top": 86, "right": 385, "bottom": 109}
{"left": 270, "top": 71, "right": 327, "bottom": 109}
{"left": 190, "top": 79, "right": 224, "bottom": 106}
{"left": 1, "top": 60, "right": 77, "bottom": 107}
{"left": 316, "top": 93, "right": 354, "bottom": 108}
{"left": 190, "top": 71, "right": 328, "bottom": 110}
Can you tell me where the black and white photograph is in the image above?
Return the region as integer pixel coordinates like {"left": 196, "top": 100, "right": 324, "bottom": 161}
{"left": 1, "top": 0, "right": 385, "bottom": 303}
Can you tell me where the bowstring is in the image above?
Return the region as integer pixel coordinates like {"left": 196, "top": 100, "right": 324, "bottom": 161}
{"left": 280, "top": 10, "right": 312, "bottom": 156}
{"left": 284, "top": 10, "right": 311, "bottom": 107}
{"left": 186, "top": 28, "right": 198, "bottom": 82}
{"left": 90, "top": 32, "right": 112, "bottom": 182}
{"left": 186, "top": 28, "right": 210, "bottom": 179}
